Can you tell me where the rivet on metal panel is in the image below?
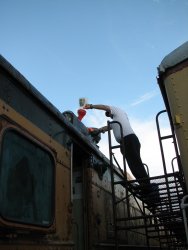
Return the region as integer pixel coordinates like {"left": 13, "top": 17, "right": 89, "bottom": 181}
{"left": 174, "top": 115, "right": 181, "bottom": 125}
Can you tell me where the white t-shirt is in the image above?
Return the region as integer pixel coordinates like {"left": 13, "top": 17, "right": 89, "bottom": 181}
{"left": 110, "top": 106, "right": 134, "bottom": 143}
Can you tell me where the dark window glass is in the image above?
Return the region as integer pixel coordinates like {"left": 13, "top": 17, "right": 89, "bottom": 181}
{"left": 0, "top": 129, "right": 54, "bottom": 227}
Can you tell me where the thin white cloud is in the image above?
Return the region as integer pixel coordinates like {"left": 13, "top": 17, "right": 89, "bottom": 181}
{"left": 130, "top": 91, "right": 158, "bottom": 106}
{"left": 146, "top": 42, "right": 156, "bottom": 50}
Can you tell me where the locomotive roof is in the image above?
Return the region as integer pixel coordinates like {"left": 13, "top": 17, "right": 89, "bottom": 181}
{"left": 159, "top": 41, "right": 188, "bottom": 73}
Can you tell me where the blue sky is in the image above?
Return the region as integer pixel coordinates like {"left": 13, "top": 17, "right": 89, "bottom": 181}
{"left": 1, "top": 0, "right": 188, "bottom": 176}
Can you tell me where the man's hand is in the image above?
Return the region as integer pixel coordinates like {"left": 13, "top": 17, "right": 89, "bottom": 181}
{"left": 88, "top": 127, "right": 100, "bottom": 135}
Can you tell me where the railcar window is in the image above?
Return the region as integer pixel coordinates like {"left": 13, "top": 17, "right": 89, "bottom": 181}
{"left": 0, "top": 129, "right": 54, "bottom": 227}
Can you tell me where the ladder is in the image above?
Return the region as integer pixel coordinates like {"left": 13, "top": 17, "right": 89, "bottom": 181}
{"left": 107, "top": 120, "right": 126, "bottom": 250}
{"left": 107, "top": 120, "right": 151, "bottom": 249}
{"left": 106, "top": 110, "right": 188, "bottom": 249}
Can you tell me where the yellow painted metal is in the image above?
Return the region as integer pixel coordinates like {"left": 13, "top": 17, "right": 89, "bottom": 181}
{"left": 0, "top": 99, "right": 70, "bottom": 167}
{"left": 0, "top": 99, "right": 73, "bottom": 249}
{"left": 163, "top": 64, "right": 188, "bottom": 190}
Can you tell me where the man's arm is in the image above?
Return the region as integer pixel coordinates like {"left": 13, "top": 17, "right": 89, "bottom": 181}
{"left": 99, "top": 125, "right": 109, "bottom": 133}
{"left": 84, "top": 104, "right": 110, "bottom": 112}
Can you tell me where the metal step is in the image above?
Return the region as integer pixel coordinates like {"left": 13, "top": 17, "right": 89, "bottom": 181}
{"left": 94, "top": 242, "right": 162, "bottom": 249}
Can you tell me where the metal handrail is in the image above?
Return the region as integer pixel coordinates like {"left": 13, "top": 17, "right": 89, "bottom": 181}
{"left": 181, "top": 195, "right": 188, "bottom": 245}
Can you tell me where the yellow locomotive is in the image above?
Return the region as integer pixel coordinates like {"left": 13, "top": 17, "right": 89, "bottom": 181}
{"left": 0, "top": 41, "right": 187, "bottom": 249}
